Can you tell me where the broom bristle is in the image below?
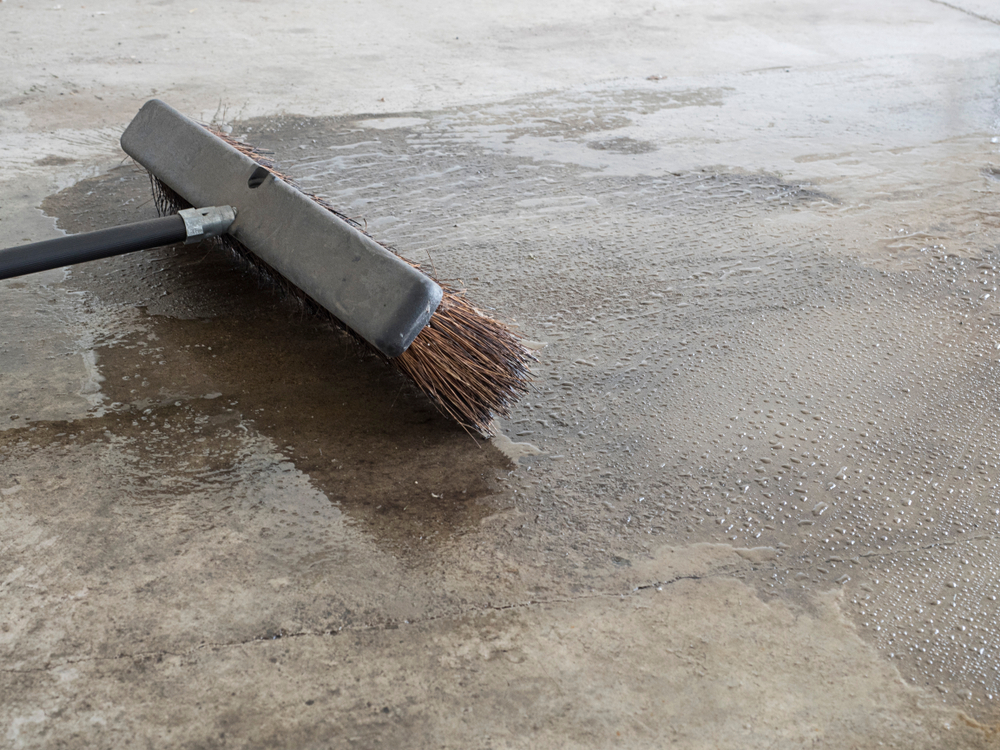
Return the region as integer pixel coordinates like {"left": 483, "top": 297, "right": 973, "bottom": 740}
{"left": 148, "top": 127, "right": 533, "bottom": 436}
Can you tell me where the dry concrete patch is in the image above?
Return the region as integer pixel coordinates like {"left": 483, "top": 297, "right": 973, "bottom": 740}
{"left": 2, "top": 579, "right": 993, "bottom": 749}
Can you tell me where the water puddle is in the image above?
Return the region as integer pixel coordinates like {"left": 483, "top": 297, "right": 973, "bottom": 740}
{"left": 19, "top": 167, "right": 513, "bottom": 557}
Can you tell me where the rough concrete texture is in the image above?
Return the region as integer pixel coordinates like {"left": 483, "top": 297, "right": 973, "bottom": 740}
{"left": 3, "top": 1, "right": 1000, "bottom": 747}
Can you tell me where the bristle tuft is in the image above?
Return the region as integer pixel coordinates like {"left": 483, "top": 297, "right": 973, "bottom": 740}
{"left": 394, "top": 288, "right": 533, "bottom": 435}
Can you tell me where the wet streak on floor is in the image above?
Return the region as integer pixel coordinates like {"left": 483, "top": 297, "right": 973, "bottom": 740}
{"left": 7, "top": 82, "right": 1000, "bottom": 720}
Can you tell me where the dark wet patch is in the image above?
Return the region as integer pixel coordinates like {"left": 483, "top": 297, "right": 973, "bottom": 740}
{"left": 42, "top": 165, "right": 300, "bottom": 320}
{"left": 44, "top": 164, "right": 153, "bottom": 232}
{"left": 0, "top": 383, "right": 506, "bottom": 558}
{"left": 97, "top": 313, "right": 509, "bottom": 548}
{"left": 245, "top": 85, "right": 731, "bottom": 146}
{"left": 34, "top": 154, "right": 76, "bottom": 166}
{"left": 586, "top": 137, "right": 657, "bottom": 154}
{"left": 39, "top": 167, "right": 512, "bottom": 554}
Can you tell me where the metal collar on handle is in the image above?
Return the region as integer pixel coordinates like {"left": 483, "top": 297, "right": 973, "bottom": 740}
{"left": 178, "top": 206, "right": 237, "bottom": 244}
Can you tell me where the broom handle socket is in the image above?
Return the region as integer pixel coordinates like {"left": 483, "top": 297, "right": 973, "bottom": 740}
{"left": 0, "top": 206, "right": 236, "bottom": 281}
{"left": 179, "top": 205, "right": 237, "bottom": 244}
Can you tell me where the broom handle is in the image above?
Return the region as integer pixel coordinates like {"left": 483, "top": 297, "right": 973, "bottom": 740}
{"left": 0, "top": 206, "right": 235, "bottom": 281}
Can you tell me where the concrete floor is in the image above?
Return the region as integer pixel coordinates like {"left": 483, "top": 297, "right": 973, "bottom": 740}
{"left": 3, "top": 1, "right": 1000, "bottom": 747}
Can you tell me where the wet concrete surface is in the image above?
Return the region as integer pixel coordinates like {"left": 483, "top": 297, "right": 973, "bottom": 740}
{"left": 257, "top": 97, "right": 1000, "bottom": 713}
{"left": 4, "top": 1, "right": 1000, "bottom": 747}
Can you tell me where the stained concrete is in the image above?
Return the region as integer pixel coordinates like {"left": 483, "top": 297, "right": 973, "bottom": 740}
{"left": 3, "top": 1, "right": 1000, "bottom": 748}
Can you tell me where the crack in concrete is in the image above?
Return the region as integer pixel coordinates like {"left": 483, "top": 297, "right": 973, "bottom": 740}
{"left": 929, "top": 0, "right": 1000, "bottom": 25}
{"left": 0, "top": 573, "right": 709, "bottom": 676}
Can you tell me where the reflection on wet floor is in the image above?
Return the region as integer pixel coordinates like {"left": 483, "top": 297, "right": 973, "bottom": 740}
{"left": 7, "top": 84, "right": 1000, "bottom": 717}
{"left": 90, "top": 308, "right": 507, "bottom": 549}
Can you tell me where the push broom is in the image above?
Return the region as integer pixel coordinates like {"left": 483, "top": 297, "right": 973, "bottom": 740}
{"left": 0, "top": 99, "right": 532, "bottom": 435}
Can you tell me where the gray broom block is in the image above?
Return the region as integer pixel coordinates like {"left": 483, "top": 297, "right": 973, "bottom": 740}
{"left": 120, "top": 99, "right": 442, "bottom": 358}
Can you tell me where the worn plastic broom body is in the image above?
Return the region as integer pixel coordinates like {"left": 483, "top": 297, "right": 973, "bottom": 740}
{"left": 121, "top": 100, "right": 441, "bottom": 359}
